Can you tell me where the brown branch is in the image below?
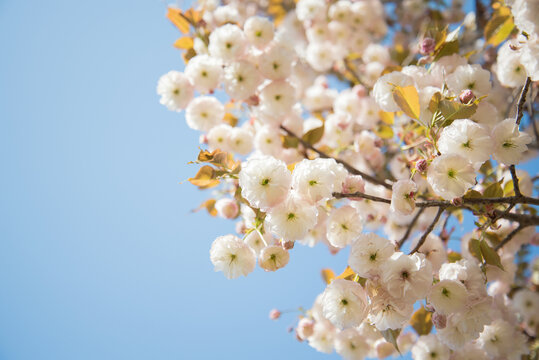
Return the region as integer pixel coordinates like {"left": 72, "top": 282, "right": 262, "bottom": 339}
{"left": 509, "top": 165, "right": 522, "bottom": 197}
{"left": 336, "top": 192, "right": 539, "bottom": 207}
{"left": 397, "top": 207, "right": 426, "bottom": 249}
{"left": 495, "top": 224, "right": 527, "bottom": 251}
{"left": 333, "top": 191, "right": 391, "bottom": 203}
{"left": 516, "top": 77, "right": 532, "bottom": 126}
{"left": 410, "top": 206, "right": 446, "bottom": 254}
{"left": 280, "top": 126, "right": 392, "bottom": 189}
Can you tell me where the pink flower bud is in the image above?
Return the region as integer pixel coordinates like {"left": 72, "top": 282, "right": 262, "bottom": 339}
{"left": 451, "top": 197, "right": 463, "bottom": 207}
{"left": 432, "top": 312, "right": 447, "bottom": 329}
{"left": 282, "top": 240, "right": 295, "bottom": 250}
{"left": 215, "top": 198, "right": 239, "bottom": 219}
{"left": 246, "top": 95, "right": 259, "bottom": 106}
{"left": 199, "top": 134, "right": 208, "bottom": 144}
{"left": 269, "top": 309, "right": 281, "bottom": 320}
{"left": 419, "top": 37, "right": 436, "bottom": 55}
{"left": 235, "top": 221, "right": 247, "bottom": 235}
{"left": 354, "top": 84, "right": 367, "bottom": 98}
{"left": 415, "top": 159, "right": 428, "bottom": 172}
{"left": 459, "top": 89, "right": 475, "bottom": 104}
{"left": 296, "top": 318, "right": 315, "bottom": 340}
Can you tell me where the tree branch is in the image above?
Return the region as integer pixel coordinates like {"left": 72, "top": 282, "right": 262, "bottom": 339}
{"left": 410, "top": 206, "right": 446, "bottom": 254}
{"left": 516, "top": 77, "right": 532, "bottom": 126}
{"left": 280, "top": 126, "right": 392, "bottom": 189}
{"left": 494, "top": 224, "right": 527, "bottom": 251}
{"left": 396, "top": 207, "right": 425, "bottom": 249}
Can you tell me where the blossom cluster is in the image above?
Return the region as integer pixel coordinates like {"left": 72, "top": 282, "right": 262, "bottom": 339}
{"left": 158, "top": 0, "right": 539, "bottom": 358}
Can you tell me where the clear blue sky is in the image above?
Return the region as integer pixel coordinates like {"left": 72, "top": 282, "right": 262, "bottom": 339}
{"left": 0, "top": 1, "right": 367, "bottom": 359}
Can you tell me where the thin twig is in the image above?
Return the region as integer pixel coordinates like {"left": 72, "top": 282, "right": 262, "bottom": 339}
{"left": 397, "top": 207, "right": 426, "bottom": 249}
{"left": 509, "top": 165, "right": 522, "bottom": 198}
{"left": 335, "top": 192, "right": 539, "bottom": 206}
{"left": 333, "top": 192, "right": 391, "bottom": 203}
{"left": 280, "top": 126, "right": 392, "bottom": 189}
{"left": 516, "top": 77, "right": 532, "bottom": 126}
{"left": 495, "top": 224, "right": 526, "bottom": 251}
{"left": 410, "top": 206, "right": 446, "bottom": 254}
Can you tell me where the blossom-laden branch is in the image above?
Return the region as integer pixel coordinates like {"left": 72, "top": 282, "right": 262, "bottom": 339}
{"left": 280, "top": 125, "right": 392, "bottom": 189}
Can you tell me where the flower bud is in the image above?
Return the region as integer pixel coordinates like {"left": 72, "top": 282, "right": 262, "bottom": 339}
{"left": 432, "top": 312, "right": 447, "bottom": 329}
{"left": 235, "top": 221, "right": 247, "bottom": 235}
{"left": 459, "top": 89, "right": 475, "bottom": 104}
{"left": 415, "top": 159, "right": 428, "bottom": 172}
{"left": 269, "top": 309, "right": 281, "bottom": 320}
{"left": 215, "top": 198, "right": 239, "bottom": 219}
{"left": 296, "top": 318, "right": 315, "bottom": 340}
{"left": 199, "top": 134, "right": 208, "bottom": 144}
{"left": 451, "top": 197, "right": 463, "bottom": 207}
{"left": 419, "top": 37, "right": 436, "bottom": 55}
{"left": 282, "top": 240, "right": 295, "bottom": 250}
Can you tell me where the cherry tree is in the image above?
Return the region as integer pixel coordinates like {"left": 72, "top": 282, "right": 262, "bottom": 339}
{"left": 157, "top": 0, "right": 539, "bottom": 358}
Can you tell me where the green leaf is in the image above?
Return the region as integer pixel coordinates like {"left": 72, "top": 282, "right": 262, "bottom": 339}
{"left": 483, "top": 181, "right": 504, "bottom": 198}
{"left": 428, "top": 92, "right": 442, "bottom": 114}
{"left": 381, "top": 328, "right": 401, "bottom": 353}
{"left": 410, "top": 307, "right": 433, "bottom": 336}
{"left": 282, "top": 135, "right": 299, "bottom": 149}
{"left": 469, "top": 238, "right": 482, "bottom": 262}
{"left": 302, "top": 125, "right": 324, "bottom": 145}
{"left": 392, "top": 85, "right": 420, "bottom": 120}
{"left": 374, "top": 124, "right": 394, "bottom": 139}
{"left": 433, "top": 40, "right": 459, "bottom": 61}
{"left": 484, "top": 6, "right": 515, "bottom": 46}
{"left": 464, "top": 189, "right": 482, "bottom": 199}
{"left": 437, "top": 99, "right": 478, "bottom": 127}
{"left": 447, "top": 251, "right": 462, "bottom": 263}
{"left": 480, "top": 240, "right": 504, "bottom": 270}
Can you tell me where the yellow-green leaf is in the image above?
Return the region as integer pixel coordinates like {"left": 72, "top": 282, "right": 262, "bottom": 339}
{"left": 188, "top": 165, "right": 220, "bottom": 189}
{"left": 182, "top": 47, "right": 197, "bottom": 63}
{"left": 167, "top": 8, "right": 191, "bottom": 34}
{"left": 381, "top": 328, "right": 401, "bottom": 353}
{"left": 392, "top": 85, "right": 420, "bottom": 120}
{"left": 223, "top": 112, "right": 238, "bottom": 127}
{"left": 374, "top": 124, "right": 394, "bottom": 139}
{"left": 194, "top": 199, "right": 218, "bottom": 216}
{"left": 410, "top": 307, "right": 433, "bottom": 335}
{"left": 282, "top": 135, "right": 299, "bottom": 149}
{"left": 483, "top": 181, "right": 504, "bottom": 198}
{"left": 480, "top": 240, "right": 504, "bottom": 270}
{"left": 437, "top": 99, "right": 478, "bottom": 126}
{"left": 302, "top": 125, "right": 324, "bottom": 145}
{"left": 173, "top": 36, "right": 194, "bottom": 50}
{"left": 469, "top": 238, "right": 483, "bottom": 262}
{"left": 485, "top": 6, "right": 515, "bottom": 46}
{"left": 447, "top": 251, "right": 462, "bottom": 263}
{"left": 321, "top": 268, "right": 335, "bottom": 284}
{"left": 335, "top": 266, "right": 356, "bottom": 281}
{"left": 379, "top": 111, "right": 394, "bottom": 125}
